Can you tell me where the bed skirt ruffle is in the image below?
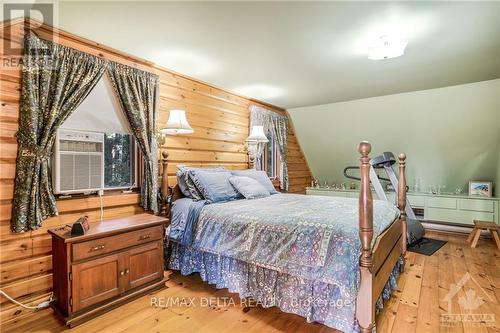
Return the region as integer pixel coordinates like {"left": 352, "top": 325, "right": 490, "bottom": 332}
{"left": 168, "top": 241, "right": 402, "bottom": 333}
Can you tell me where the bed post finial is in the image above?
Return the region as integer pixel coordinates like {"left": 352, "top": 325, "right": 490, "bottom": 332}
{"left": 358, "top": 141, "right": 371, "bottom": 157}
{"left": 358, "top": 141, "right": 373, "bottom": 269}
{"left": 398, "top": 153, "right": 407, "bottom": 264}
{"left": 356, "top": 141, "right": 375, "bottom": 333}
{"left": 160, "top": 150, "right": 169, "bottom": 217}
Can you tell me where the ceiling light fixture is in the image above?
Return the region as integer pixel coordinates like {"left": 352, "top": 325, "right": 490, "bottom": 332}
{"left": 368, "top": 35, "right": 408, "bottom": 60}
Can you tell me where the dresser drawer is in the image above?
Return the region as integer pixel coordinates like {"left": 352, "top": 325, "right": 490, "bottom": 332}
{"left": 407, "top": 195, "right": 425, "bottom": 208}
{"left": 72, "top": 226, "right": 163, "bottom": 261}
{"left": 426, "top": 197, "right": 457, "bottom": 210}
{"left": 458, "top": 199, "right": 494, "bottom": 212}
{"left": 425, "top": 208, "right": 494, "bottom": 225}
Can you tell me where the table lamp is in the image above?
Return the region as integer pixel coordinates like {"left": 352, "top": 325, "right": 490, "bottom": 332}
{"left": 245, "top": 125, "right": 269, "bottom": 169}
{"left": 159, "top": 109, "right": 194, "bottom": 215}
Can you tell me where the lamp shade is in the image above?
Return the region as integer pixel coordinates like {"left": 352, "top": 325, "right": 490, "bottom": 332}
{"left": 246, "top": 126, "right": 269, "bottom": 143}
{"left": 160, "top": 109, "right": 194, "bottom": 135}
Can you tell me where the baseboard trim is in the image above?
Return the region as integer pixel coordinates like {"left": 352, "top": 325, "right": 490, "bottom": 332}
{"left": 422, "top": 221, "right": 493, "bottom": 238}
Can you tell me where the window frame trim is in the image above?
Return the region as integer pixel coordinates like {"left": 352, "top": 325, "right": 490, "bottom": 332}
{"left": 259, "top": 130, "right": 281, "bottom": 180}
{"left": 103, "top": 133, "right": 139, "bottom": 191}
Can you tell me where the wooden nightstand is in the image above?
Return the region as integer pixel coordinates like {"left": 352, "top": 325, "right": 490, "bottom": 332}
{"left": 48, "top": 213, "right": 168, "bottom": 327}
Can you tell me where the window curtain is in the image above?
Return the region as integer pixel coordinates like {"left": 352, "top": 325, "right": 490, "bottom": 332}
{"left": 250, "top": 105, "right": 289, "bottom": 191}
{"left": 107, "top": 62, "right": 160, "bottom": 214}
{"left": 11, "top": 33, "right": 107, "bottom": 232}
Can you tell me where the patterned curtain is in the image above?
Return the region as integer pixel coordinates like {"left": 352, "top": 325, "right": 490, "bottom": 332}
{"left": 107, "top": 62, "right": 160, "bottom": 214}
{"left": 250, "top": 105, "right": 289, "bottom": 191}
{"left": 11, "top": 33, "right": 107, "bottom": 232}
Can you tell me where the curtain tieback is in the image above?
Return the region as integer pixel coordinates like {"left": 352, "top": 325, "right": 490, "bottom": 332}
{"left": 19, "top": 143, "right": 52, "bottom": 160}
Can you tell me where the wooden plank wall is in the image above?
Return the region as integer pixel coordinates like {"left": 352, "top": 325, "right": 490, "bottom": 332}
{"left": 0, "top": 19, "right": 312, "bottom": 325}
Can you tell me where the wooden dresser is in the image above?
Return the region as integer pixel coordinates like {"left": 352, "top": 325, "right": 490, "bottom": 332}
{"left": 48, "top": 214, "right": 168, "bottom": 327}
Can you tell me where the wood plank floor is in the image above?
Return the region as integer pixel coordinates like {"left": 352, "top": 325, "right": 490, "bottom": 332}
{"left": 1, "top": 232, "right": 498, "bottom": 333}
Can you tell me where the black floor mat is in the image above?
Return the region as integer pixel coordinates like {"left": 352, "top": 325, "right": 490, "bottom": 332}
{"left": 407, "top": 237, "right": 447, "bottom": 256}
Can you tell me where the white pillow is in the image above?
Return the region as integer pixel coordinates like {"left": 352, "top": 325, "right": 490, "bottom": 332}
{"left": 229, "top": 176, "right": 270, "bottom": 199}
{"left": 230, "top": 170, "right": 278, "bottom": 194}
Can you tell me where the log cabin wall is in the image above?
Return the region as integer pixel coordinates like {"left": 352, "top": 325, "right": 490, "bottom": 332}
{"left": 0, "top": 19, "right": 312, "bottom": 324}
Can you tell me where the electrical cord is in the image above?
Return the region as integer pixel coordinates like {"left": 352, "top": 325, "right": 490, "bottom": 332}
{"left": 99, "top": 189, "right": 104, "bottom": 221}
{"left": 0, "top": 290, "right": 53, "bottom": 310}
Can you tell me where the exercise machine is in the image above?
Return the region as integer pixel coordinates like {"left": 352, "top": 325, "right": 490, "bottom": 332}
{"left": 344, "top": 152, "right": 425, "bottom": 245}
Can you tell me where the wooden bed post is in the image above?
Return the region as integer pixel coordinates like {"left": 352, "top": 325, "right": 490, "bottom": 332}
{"left": 398, "top": 153, "right": 407, "bottom": 270}
{"left": 160, "top": 150, "right": 169, "bottom": 217}
{"left": 356, "top": 141, "right": 375, "bottom": 333}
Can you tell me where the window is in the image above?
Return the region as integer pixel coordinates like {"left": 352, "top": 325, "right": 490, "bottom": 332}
{"left": 259, "top": 130, "right": 280, "bottom": 179}
{"left": 57, "top": 75, "right": 138, "bottom": 193}
{"left": 104, "top": 133, "right": 136, "bottom": 189}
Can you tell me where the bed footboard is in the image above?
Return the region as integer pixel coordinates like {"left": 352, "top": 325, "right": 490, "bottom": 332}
{"left": 355, "top": 142, "right": 407, "bottom": 333}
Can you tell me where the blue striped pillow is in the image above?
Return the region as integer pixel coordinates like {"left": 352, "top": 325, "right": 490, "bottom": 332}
{"left": 188, "top": 169, "right": 241, "bottom": 203}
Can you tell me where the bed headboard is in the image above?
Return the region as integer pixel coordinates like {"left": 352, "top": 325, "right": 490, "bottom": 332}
{"left": 159, "top": 145, "right": 253, "bottom": 218}
{"left": 160, "top": 150, "right": 185, "bottom": 218}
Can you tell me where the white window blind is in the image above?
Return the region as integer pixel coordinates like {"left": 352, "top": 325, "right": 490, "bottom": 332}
{"left": 61, "top": 74, "right": 131, "bottom": 134}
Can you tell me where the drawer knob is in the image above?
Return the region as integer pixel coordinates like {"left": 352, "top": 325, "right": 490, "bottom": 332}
{"left": 139, "top": 234, "right": 150, "bottom": 240}
{"left": 125, "top": 269, "right": 130, "bottom": 275}
{"left": 90, "top": 245, "right": 105, "bottom": 252}
{"left": 120, "top": 270, "right": 125, "bottom": 276}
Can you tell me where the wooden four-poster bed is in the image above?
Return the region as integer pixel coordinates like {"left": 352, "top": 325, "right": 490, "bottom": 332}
{"left": 160, "top": 141, "right": 408, "bottom": 333}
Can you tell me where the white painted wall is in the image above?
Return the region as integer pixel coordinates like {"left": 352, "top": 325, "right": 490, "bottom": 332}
{"left": 288, "top": 79, "right": 500, "bottom": 195}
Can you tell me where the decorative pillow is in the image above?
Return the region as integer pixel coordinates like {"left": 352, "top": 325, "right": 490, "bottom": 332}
{"left": 229, "top": 176, "right": 270, "bottom": 199}
{"left": 188, "top": 169, "right": 240, "bottom": 203}
{"left": 231, "top": 169, "right": 278, "bottom": 194}
{"left": 176, "top": 169, "right": 193, "bottom": 198}
{"left": 177, "top": 166, "right": 225, "bottom": 200}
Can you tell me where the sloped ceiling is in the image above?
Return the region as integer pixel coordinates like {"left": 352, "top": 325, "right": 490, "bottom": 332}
{"left": 287, "top": 79, "right": 500, "bottom": 190}
{"left": 43, "top": 1, "right": 500, "bottom": 108}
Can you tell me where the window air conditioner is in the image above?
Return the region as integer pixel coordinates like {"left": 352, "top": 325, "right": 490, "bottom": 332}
{"left": 53, "top": 129, "right": 104, "bottom": 194}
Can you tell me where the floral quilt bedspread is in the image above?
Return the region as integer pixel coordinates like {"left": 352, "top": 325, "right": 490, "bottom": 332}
{"left": 191, "top": 193, "right": 399, "bottom": 299}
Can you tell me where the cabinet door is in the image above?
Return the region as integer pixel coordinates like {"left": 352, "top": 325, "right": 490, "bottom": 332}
{"left": 71, "top": 253, "right": 126, "bottom": 312}
{"left": 127, "top": 241, "right": 163, "bottom": 290}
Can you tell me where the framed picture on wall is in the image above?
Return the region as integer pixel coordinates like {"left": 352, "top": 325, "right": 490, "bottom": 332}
{"left": 468, "top": 181, "right": 492, "bottom": 197}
